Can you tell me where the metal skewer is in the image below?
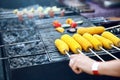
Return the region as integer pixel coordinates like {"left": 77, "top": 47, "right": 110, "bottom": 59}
{"left": 99, "top": 47, "right": 119, "bottom": 60}
{"left": 105, "top": 25, "right": 120, "bottom": 30}
{"left": 77, "top": 49, "right": 85, "bottom": 55}
{"left": 89, "top": 48, "right": 105, "bottom": 62}
{"left": 64, "top": 50, "right": 71, "bottom": 58}
{"left": 111, "top": 45, "right": 120, "bottom": 51}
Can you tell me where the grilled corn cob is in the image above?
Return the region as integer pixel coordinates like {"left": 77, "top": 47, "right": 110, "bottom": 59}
{"left": 93, "top": 34, "right": 113, "bottom": 49}
{"left": 83, "top": 33, "right": 102, "bottom": 50}
{"left": 77, "top": 26, "right": 105, "bottom": 35}
{"left": 55, "top": 39, "right": 69, "bottom": 54}
{"left": 73, "top": 33, "right": 93, "bottom": 52}
{"left": 61, "top": 34, "right": 82, "bottom": 54}
{"left": 102, "top": 31, "right": 120, "bottom": 47}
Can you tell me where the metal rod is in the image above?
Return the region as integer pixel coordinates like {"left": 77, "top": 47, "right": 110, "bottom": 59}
{"left": 0, "top": 51, "right": 46, "bottom": 60}
{"left": 111, "top": 45, "right": 120, "bottom": 51}
{"left": 100, "top": 47, "right": 119, "bottom": 60}
{"left": 105, "top": 25, "right": 120, "bottom": 30}
{"left": 0, "top": 40, "right": 41, "bottom": 48}
{"left": 65, "top": 50, "right": 71, "bottom": 58}
{"left": 89, "top": 48, "right": 105, "bottom": 62}
{"left": 77, "top": 49, "right": 85, "bottom": 55}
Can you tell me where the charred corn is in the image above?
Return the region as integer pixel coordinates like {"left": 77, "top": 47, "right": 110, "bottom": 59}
{"left": 61, "top": 34, "right": 82, "bottom": 54}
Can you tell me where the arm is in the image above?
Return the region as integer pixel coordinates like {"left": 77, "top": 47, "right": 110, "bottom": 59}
{"left": 69, "top": 54, "right": 120, "bottom": 77}
{"left": 99, "top": 60, "right": 120, "bottom": 77}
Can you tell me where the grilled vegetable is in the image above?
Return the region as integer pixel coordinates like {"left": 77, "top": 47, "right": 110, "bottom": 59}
{"left": 93, "top": 34, "right": 113, "bottom": 49}
{"left": 67, "top": 28, "right": 76, "bottom": 33}
{"left": 66, "top": 18, "right": 73, "bottom": 25}
{"left": 55, "top": 39, "right": 69, "bottom": 54}
{"left": 53, "top": 20, "right": 61, "bottom": 28}
{"left": 73, "top": 33, "right": 93, "bottom": 52}
{"left": 77, "top": 26, "right": 105, "bottom": 35}
{"left": 61, "top": 34, "right": 82, "bottom": 54}
{"left": 55, "top": 27, "right": 64, "bottom": 33}
{"left": 83, "top": 33, "right": 102, "bottom": 50}
{"left": 66, "top": 18, "right": 77, "bottom": 28}
{"left": 102, "top": 31, "right": 120, "bottom": 47}
{"left": 70, "top": 22, "right": 77, "bottom": 28}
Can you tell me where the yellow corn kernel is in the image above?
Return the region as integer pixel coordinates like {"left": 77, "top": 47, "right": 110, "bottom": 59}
{"left": 83, "top": 33, "right": 102, "bottom": 50}
{"left": 93, "top": 34, "right": 113, "bottom": 49}
{"left": 77, "top": 26, "right": 105, "bottom": 35}
{"left": 55, "top": 39, "right": 69, "bottom": 55}
{"left": 102, "top": 31, "right": 120, "bottom": 47}
{"left": 61, "top": 34, "right": 82, "bottom": 54}
{"left": 77, "top": 27, "right": 88, "bottom": 35}
{"left": 73, "top": 33, "right": 93, "bottom": 52}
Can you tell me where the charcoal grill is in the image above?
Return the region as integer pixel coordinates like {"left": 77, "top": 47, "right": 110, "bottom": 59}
{"left": 0, "top": 1, "right": 120, "bottom": 80}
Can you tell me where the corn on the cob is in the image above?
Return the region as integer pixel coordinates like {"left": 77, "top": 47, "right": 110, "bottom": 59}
{"left": 55, "top": 39, "right": 69, "bottom": 54}
{"left": 61, "top": 34, "right": 82, "bottom": 54}
{"left": 73, "top": 33, "right": 93, "bottom": 52}
{"left": 102, "top": 31, "right": 120, "bottom": 47}
{"left": 83, "top": 33, "right": 102, "bottom": 50}
{"left": 93, "top": 34, "right": 113, "bottom": 49}
{"left": 77, "top": 26, "right": 105, "bottom": 35}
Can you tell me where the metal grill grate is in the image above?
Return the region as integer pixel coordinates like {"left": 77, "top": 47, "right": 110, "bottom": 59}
{"left": 0, "top": 10, "right": 120, "bottom": 69}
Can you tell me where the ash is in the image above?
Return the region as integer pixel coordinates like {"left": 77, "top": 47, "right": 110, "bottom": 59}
{"left": 0, "top": 17, "right": 50, "bottom": 69}
{"left": 9, "top": 54, "right": 49, "bottom": 69}
{"left": 3, "top": 29, "right": 41, "bottom": 44}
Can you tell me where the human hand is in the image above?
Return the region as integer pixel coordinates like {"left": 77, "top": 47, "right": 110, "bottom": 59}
{"left": 69, "top": 54, "right": 96, "bottom": 74}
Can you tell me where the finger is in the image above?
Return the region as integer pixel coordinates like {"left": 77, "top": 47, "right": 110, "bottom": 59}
{"left": 73, "top": 66, "right": 82, "bottom": 74}
{"left": 70, "top": 54, "right": 79, "bottom": 59}
{"left": 69, "top": 59, "right": 82, "bottom": 74}
{"left": 69, "top": 59, "right": 75, "bottom": 68}
{"left": 71, "top": 62, "right": 82, "bottom": 74}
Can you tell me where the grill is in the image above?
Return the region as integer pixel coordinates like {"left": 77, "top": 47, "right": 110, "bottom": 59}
{"left": 0, "top": 1, "right": 120, "bottom": 80}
